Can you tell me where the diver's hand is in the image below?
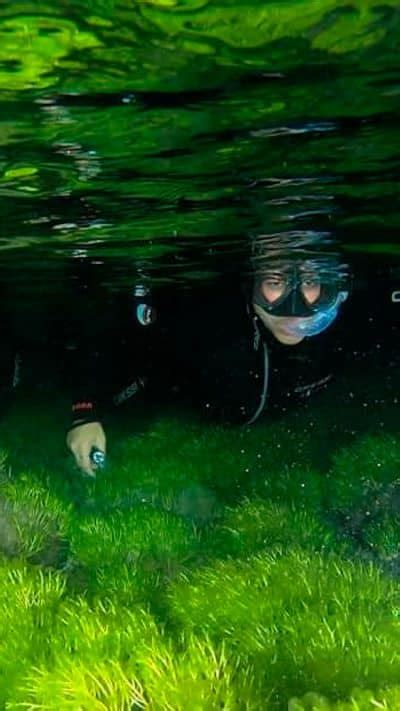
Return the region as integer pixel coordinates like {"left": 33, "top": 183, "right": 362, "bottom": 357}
{"left": 66, "top": 421, "right": 106, "bottom": 476}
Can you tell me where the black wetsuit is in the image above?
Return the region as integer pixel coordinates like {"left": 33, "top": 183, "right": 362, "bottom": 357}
{"left": 66, "top": 258, "right": 400, "bottom": 432}
{"left": 66, "top": 280, "right": 340, "bottom": 430}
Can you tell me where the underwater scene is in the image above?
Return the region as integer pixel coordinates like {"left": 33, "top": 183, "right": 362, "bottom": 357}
{"left": 0, "top": 1, "right": 399, "bottom": 708}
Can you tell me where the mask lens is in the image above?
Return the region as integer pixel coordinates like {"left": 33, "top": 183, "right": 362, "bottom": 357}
{"left": 256, "top": 272, "right": 293, "bottom": 310}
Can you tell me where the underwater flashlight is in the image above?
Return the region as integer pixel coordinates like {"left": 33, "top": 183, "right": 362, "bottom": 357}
{"left": 90, "top": 447, "right": 106, "bottom": 470}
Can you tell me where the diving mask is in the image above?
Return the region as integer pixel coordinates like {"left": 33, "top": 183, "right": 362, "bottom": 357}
{"left": 253, "top": 264, "right": 348, "bottom": 337}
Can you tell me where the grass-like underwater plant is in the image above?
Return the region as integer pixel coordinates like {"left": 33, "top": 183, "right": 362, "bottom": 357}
{"left": 51, "top": 597, "right": 160, "bottom": 662}
{"left": 0, "top": 561, "right": 66, "bottom": 705}
{"left": 9, "top": 597, "right": 264, "bottom": 710}
{"left": 0, "top": 405, "right": 398, "bottom": 709}
{"left": 138, "top": 635, "right": 264, "bottom": 710}
{"left": 289, "top": 686, "right": 400, "bottom": 710}
{"left": 327, "top": 434, "right": 400, "bottom": 519}
{"left": 205, "top": 497, "right": 337, "bottom": 559}
{"left": 256, "top": 463, "right": 326, "bottom": 513}
{"left": 67, "top": 505, "right": 201, "bottom": 602}
{"left": 92, "top": 414, "right": 324, "bottom": 517}
{"left": 364, "top": 516, "right": 400, "bottom": 563}
{"left": 10, "top": 634, "right": 264, "bottom": 711}
{"left": 0, "top": 474, "right": 71, "bottom": 566}
{"left": 62, "top": 416, "right": 226, "bottom": 522}
{"left": 9, "top": 601, "right": 162, "bottom": 711}
{"left": 9, "top": 659, "right": 146, "bottom": 711}
{"left": 168, "top": 549, "right": 400, "bottom": 702}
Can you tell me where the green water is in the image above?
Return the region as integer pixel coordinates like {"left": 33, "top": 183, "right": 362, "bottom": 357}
{"left": 0, "top": 0, "right": 399, "bottom": 288}
{"left": 0, "top": 2, "right": 399, "bottom": 709}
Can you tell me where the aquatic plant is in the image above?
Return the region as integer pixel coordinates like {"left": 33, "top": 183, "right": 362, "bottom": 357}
{"left": 0, "top": 562, "right": 65, "bottom": 704}
{"left": 289, "top": 692, "right": 331, "bottom": 710}
{"left": 67, "top": 505, "right": 201, "bottom": 601}
{"left": 9, "top": 659, "right": 146, "bottom": 711}
{"left": 63, "top": 417, "right": 223, "bottom": 520}
{"left": 0, "top": 474, "right": 71, "bottom": 565}
{"left": 169, "top": 550, "right": 400, "bottom": 701}
{"left": 10, "top": 632, "right": 262, "bottom": 710}
{"left": 327, "top": 434, "right": 400, "bottom": 522}
{"left": 9, "top": 597, "right": 263, "bottom": 709}
{"left": 51, "top": 597, "right": 159, "bottom": 660}
{"left": 0, "top": 405, "right": 398, "bottom": 707}
{"left": 8, "top": 592, "right": 166, "bottom": 709}
{"left": 253, "top": 462, "right": 325, "bottom": 513}
{"left": 205, "top": 497, "right": 336, "bottom": 559}
{"left": 364, "top": 516, "right": 400, "bottom": 563}
{"left": 9, "top": 600, "right": 159, "bottom": 710}
{"left": 289, "top": 686, "right": 400, "bottom": 710}
{"left": 138, "top": 636, "right": 263, "bottom": 710}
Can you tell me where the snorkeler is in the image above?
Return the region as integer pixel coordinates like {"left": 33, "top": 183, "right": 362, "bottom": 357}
{"left": 66, "top": 249, "right": 350, "bottom": 476}
{"left": 192, "top": 249, "right": 350, "bottom": 426}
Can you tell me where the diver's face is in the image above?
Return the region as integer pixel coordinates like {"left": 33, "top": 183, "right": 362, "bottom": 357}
{"left": 253, "top": 274, "right": 322, "bottom": 345}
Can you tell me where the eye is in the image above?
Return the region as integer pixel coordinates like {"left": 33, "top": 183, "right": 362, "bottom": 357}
{"left": 265, "top": 278, "right": 284, "bottom": 290}
{"left": 302, "top": 277, "right": 319, "bottom": 288}
{"left": 260, "top": 276, "right": 286, "bottom": 303}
